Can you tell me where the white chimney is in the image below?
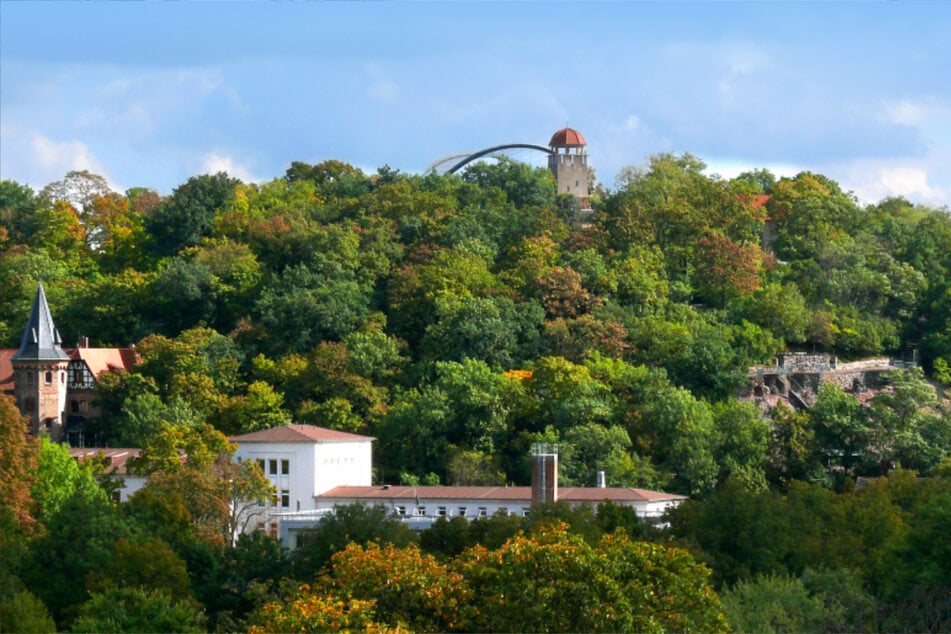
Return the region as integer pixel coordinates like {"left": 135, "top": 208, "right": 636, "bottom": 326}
{"left": 597, "top": 470, "right": 606, "bottom": 488}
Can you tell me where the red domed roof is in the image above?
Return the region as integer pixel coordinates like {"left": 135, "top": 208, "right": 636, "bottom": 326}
{"left": 549, "top": 127, "right": 586, "bottom": 147}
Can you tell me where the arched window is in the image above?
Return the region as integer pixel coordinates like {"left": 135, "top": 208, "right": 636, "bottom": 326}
{"left": 45, "top": 371, "right": 52, "bottom": 384}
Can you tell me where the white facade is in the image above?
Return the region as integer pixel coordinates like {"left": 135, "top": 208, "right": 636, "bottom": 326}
{"left": 229, "top": 425, "right": 373, "bottom": 532}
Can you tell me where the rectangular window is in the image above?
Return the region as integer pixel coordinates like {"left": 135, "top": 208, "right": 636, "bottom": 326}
{"left": 417, "top": 506, "right": 427, "bottom": 516}
{"left": 396, "top": 505, "right": 406, "bottom": 516}
{"left": 478, "top": 507, "right": 488, "bottom": 518}
{"left": 457, "top": 507, "right": 467, "bottom": 517}
{"left": 45, "top": 371, "right": 52, "bottom": 384}
{"left": 281, "top": 459, "right": 290, "bottom": 475}
{"left": 437, "top": 506, "right": 447, "bottom": 517}
{"left": 269, "top": 459, "right": 278, "bottom": 476}
{"left": 281, "top": 490, "right": 290, "bottom": 508}
{"left": 522, "top": 508, "right": 531, "bottom": 517}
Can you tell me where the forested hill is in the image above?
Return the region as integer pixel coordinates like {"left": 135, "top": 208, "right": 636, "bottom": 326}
{"left": 2, "top": 154, "right": 950, "bottom": 496}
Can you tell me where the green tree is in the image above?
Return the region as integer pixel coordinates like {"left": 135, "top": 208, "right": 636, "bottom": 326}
{"left": 863, "top": 368, "right": 950, "bottom": 475}
{"left": 148, "top": 172, "right": 240, "bottom": 257}
{"left": 721, "top": 573, "right": 841, "bottom": 634}
{"left": 461, "top": 156, "right": 556, "bottom": 210}
{"left": 290, "top": 503, "right": 417, "bottom": 579}
{"left": 0, "top": 591, "right": 56, "bottom": 634}
{"left": 70, "top": 587, "right": 206, "bottom": 634}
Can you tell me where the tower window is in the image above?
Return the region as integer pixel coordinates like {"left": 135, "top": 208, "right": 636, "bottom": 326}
{"left": 45, "top": 371, "right": 52, "bottom": 384}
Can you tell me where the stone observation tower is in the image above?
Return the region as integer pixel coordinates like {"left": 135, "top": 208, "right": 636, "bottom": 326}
{"left": 548, "top": 127, "right": 591, "bottom": 211}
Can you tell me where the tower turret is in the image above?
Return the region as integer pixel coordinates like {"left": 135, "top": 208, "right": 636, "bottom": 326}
{"left": 547, "top": 127, "right": 591, "bottom": 214}
{"left": 12, "top": 283, "right": 70, "bottom": 438}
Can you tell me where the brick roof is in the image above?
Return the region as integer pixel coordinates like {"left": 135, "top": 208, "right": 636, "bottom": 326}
{"left": 69, "top": 448, "right": 141, "bottom": 475}
{"left": 318, "top": 485, "right": 685, "bottom": 503}
{"left": 229, "top": 424, "right": 374, "bottom": 444}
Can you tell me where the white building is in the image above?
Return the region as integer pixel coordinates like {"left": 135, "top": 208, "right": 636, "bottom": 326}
{"left": 232, "top": 426, "right": 686, "bottom": 547}
{"left": 229, "top": 424, "right": 374, "bottom": 533}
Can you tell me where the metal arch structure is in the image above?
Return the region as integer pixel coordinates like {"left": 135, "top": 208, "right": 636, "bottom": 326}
{"left": 446, "top": 143, "right": 554, "bottom": 175}
{"left": 426, "top": 152, "right": 475, "bottom": 175}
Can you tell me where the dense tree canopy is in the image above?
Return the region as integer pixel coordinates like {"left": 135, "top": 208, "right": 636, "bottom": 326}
{"left": 1, "top": 153, "right": 949, "bottom": 631}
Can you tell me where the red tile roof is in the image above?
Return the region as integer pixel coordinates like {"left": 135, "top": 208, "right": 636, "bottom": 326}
{"left": 70, "top": 347, "right": 138, "bottom": 377}
{"left": 230, "top": 424, "right": 375, "bottom": 444}
{"left": 70, "top": 448, "right": 141, "bottom": 475}
{"left": 318, "top": 485, "right": 685, "bottom": 503}
{"left": 549, "top": 127, "right": 586, "bottom": 147}
{"left": 1, "top": 346, "right": 137, "bottom": 394}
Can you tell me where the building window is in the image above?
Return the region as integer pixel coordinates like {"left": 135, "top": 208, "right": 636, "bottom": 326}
{"left": 45, "top": 371, "right": 52, "bottom": 384}
{"left": 478, "top": 507, "right": 488, "bottom": 518}
{"left": 457, "top": 507, "right": 467, "bottom": 517}
{"left": 71, "top": 400, "right": 80, "bottom": 413}
{"left": 417, "top": 506, "right": 427, "bottom": 516}
{"left": 256, "top": 459, "right": 265, "bottom": 474}
{"left": 281, "top": 459, "right": 290, "bottom": 475}
{"left": 522, "top": 508, "right": 531, "bottom": 517}
{"left": 396, "top": 505, "right": 406, "bottom": 516}
{"left": 498, "top": 507, "right": 508, "bottom": 515}
{"left": 269, "top": 459, "right": 278, "bottom": 476}
{"left": 61, "top": 372, "right": 65, "bottom": 384}
{"left": 281, "top": 490, "right": 290, "bottom": 508}
{"left": 437, "top": 506, "right": 447, "bottom": 517}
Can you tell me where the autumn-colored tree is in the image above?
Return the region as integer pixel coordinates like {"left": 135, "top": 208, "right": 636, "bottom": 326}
{"left": 538, "top": 266, "right": 598, "bottom": 318}
{"left": 0, "top": 395, "right": 38, "bottom": 531}
{"left": 131, "top": 422, "right": 273, "bottom": 546}
{"left": 457, "top": 523, "right": 726, "bottom": 633}
{"left": 324, "top": 542, "right": 468, "bottom": 632}
{"left": 692, "top": 232, "right": 765, "bottom": 306}
{"left": 248, "top": 585, "right": 393, "bottom": 634}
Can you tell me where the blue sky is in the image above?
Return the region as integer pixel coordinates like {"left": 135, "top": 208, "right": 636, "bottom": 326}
{"left": 2, "top": 1, "right": 949, "bottom": 206}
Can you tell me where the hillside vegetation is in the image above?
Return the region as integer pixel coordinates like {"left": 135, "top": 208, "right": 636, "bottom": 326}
{"left": 2, "top": 154, "right": 951, "bottom": 631}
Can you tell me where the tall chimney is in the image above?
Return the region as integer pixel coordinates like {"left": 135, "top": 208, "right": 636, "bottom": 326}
{"left": 531, "top": 443, "right": 558, "bottom": 505}
{"left": 597, "top": 470, "right": 606, "bottom": 488}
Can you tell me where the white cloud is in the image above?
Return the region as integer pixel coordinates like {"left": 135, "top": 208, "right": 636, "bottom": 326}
{"left": 200, "top": 152, "right": 259, "bottom": 184}
{"left": 624, "top": 115, "right": 641, "bottom": 132}
{"left": 703, "top": 158, "right": 802, "bottom": 182}
{"left": 0, "top": 124, "right": 119, "bottom": 190}
{"left": 829, "top": 158, "right": 949, "bottom": 206}
{"left": 881, "top": 98, "right": 950, "bottom": 129}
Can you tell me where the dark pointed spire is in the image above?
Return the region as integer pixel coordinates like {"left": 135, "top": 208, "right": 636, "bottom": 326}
{"left": 12, "top": 283, "right": 69, "bottom": 361}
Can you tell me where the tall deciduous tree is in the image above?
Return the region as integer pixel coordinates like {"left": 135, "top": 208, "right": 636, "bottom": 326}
{"left": 0, "top": 395, "right": 38, "bottom": 531}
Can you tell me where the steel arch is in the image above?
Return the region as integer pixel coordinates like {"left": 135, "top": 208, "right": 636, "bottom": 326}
{"left": 446, "top": 143, "right": 553, "bottom": 175}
